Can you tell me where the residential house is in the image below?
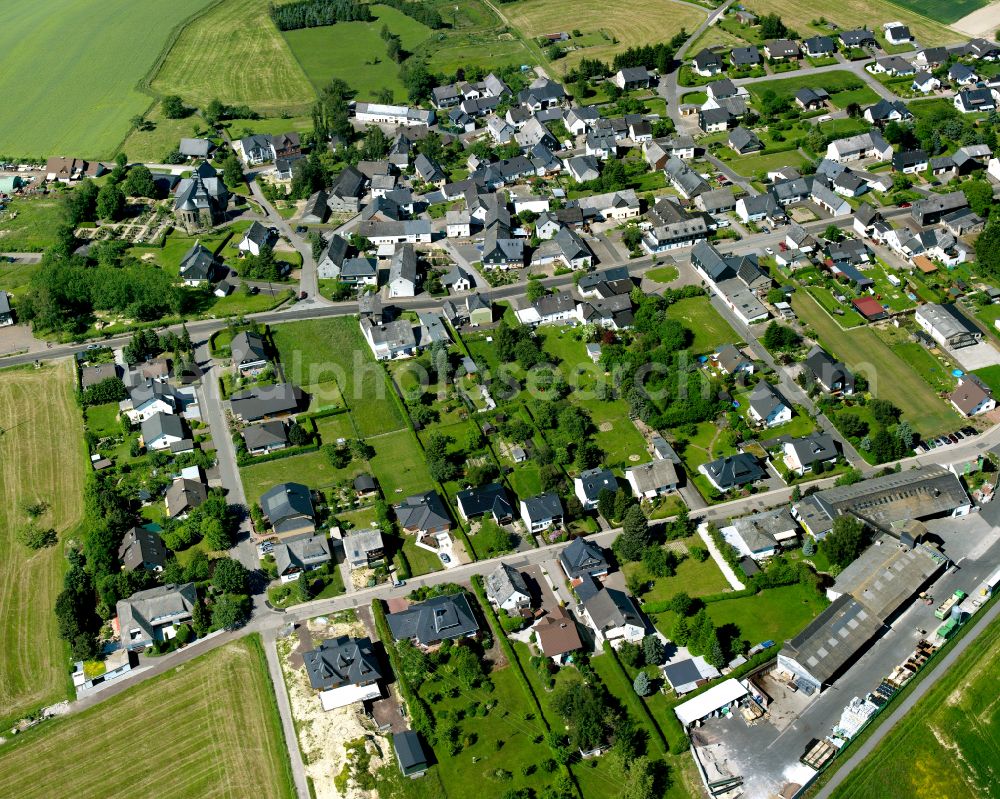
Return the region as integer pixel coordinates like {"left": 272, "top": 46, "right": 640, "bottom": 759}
{"left": 316, "top": 234, "right": 350, "bottom": 279}
{"left": 327, "top": 166, "right": 366, "bottom": 213}
{"left": 455, "top": 482, "right": 514, "bottom": 524}
{"left": 141, "top": 412, "right": 186, "bottom": 451}
{"left": 354, "top": 103, "right": 434, "bottom": 127}
{"left": 873, "top": 56, "right": 915, "bottom": 76}
{"left": 260, "top": 482, "right": 315, "bottom": 538}
{"left": 116, "top": 583, "right": 197, "bottom": 651}
{"left": 582, "top": 586, "right": 644, "bottom": 644}
{"left": 485, "top": 563, "right": 531, "bottom": 613}
{"left": 242, "top": 420, "right": 289, "bottom": 455}
{"left": 839, "top": 29, "right": 876, "bottom": 49}
{"left": 122, "top": 380, "right": 177, "bottom": 423}
{"left": 165, "top": 478, "right": 207, "bottom": 519}
{"left": 533, "top": 607, "right": 583, "bottom": 663}
{"left": 794, "top": 87, "right": 829, "bottom": 111}
{"left": 883, "top": 23, "right": 912, "bottom": 45}
{"left": 559, "top": 537, "right": 610, "bottom": 581}
{"left": 736, "top": 192, "right": 784, "bottom": 224}
{"left": 520, "top": 493, "right": 563, "bottom": 534}
{"left": 179, "top": 137, "right": 213, "bottom": 160}
{"left": 714, "top": 343, "right": 754, "bottom": 375}
{"left": 234, "top": 134, "right": 272, "bottom": 164}
{"left": 395, "top": 491, "right": 452, "bottom": 538}
{"left": 695, "top": 187, "right": 737, "bottom": 215}
{"left": 911, "top": 71, "right": 941, "bottom": 93}
{"left": 303, "top": 636, "right": 382, "bottom": 697}
{"left": 231, "top": 330, "right": 268, "bottom": 376}
{"left": 893, "top": 149, "right": 929, "bottom": 173}
{"left": 915, "top": 47, "right": 948, "bottom": 68}
{"left": 0, "top": 291, "right": 12, "bottom": 326}
{"left": 229, "top": 383, "right": 301, "bottom": 422}
{"left": 514, "top": 292, "right": 576, "bottom": 326}
{"left": 664, "top": 156, "right": 710, "bottom": 199}
{"left": 729, "top": 126, "right": 762, "bottom": 154}
{"left": 911, "top": 191, "right": 968, "bottom": 226}
{"left": 118, "top": 526, "right": 166, "bottom": 573}
{"left": 949, "top": 62, "right": 979, "bottom": 86}
{"left": 805, "top": 345, "right": 854, "bottom": 394}
{"left": 731, "top": 46, "right": 762, "bottom": 68}
{"left": 387, "top": 244, "right": 418, "bottom": 298}
{"left": 721, "top": 508, "right": 799, "bottom": 562}
{"left": 748, "top": 380, "right": 792, "bottom": 427}
{"left": 386, "top": 592, "right": 479, "bottom": 648}
{"left": 343, "top": 528, "right": 386, "bottom": 570}
{"left": 80, "top": 362, "right": 122, "bottom": 390}
{"left": 803, "top": 35, "right": 835, "bottom": 58}
{"left": 238, "top": 221, "right": 274, "bottom": 258}
{"left": 949, "top": 377, "right": 996, "bottom": 417}
{"left": 955, "top": 88, "right": 996, "bottom": 113}
{"left": 301, "top": 190, "right": 330, "bottom": 224}
{"left": 626, "top": 459, "right": 681, "bottom": 499}
{"left": 700, "top": 453, "right": 766, "bottom": 492}
{"left": 764, "top": 39, "right": 800, "bottom": 60}
{"left": 273, "top": 535, "right": 331, "bottom": 582}
{"left": 566, "top": 154, "right": 601, "bottom": 183}
{"left": 783, "top": 433, "right": 839, "bottom": 475}
{"left": 699, "top": 107, "right": 735, "bottom": 133}
{"left": 826, "top": 131, "right": 893, "bottom": 163}
{"left": 865, "top": 99, "right": 913, "bottom": 126}
{"left": 574, "top": 467, "right": 617, "bottom": 510}
{"left": 613, "top": 66, "right": 655, "bottom": 90}
{"left": 692, "top": 48, "right": 723, "bottom": 77}
{"left": 360, "top": 317, "right": 417, "bottom": 360}
{"left": 641, "top": 197, "right": 709, "bottom": 253}
{"left": 178, "top": 241, "right": 224, "bottom": 286}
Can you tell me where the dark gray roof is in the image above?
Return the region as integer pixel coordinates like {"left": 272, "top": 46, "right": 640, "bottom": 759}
{"left": 731, "top": 507, "right": 797, "bottom": 552}
{"left": 242, "top": 420, "right": 287, "bottom": 450}
{"left": 80, "top": 362, "right": 122, "bottom": 389}
{"left": 730, "top": 46, "right": 760, "bottom": 65}
{"left": 456, "top": 482, "right": 512, "bottom": 519}
{"left": 663, "top": 658, "right": 702, "bottom": 689}
{"left": 331, "top": 166, "right": 366, "bottom": 200}
{"left": 304, "top": 636, "right": 382, "bottom": 691}
{"left": 260, "top": 482, "right": 314, "bottom": 532}
{"left": 520, "top": 492, "right": 563, "bottom": 521}
{"left": 393, "top": 730, "right": 427, "bottom": 773}
{"left": 785, "top": 433, "right": 838, "bottom": 467}
{"left": 165, "top": 478, "right": 206, "bottom": 518}
{"left": 179, "top": 242, "right": 221, "bottom": 281}
{"left": 584, "top": 587, "right": 642, "bottom": 632}
{"left": 230, "top": 383, "right": 301, "bottom": 421}
{"left": 729, "top": 126, "right": 761, "bottom": 152}
{"left": 274, "top": 534, "right": 330, "bottom": 575}
{"left": 242, "top": 221, "right": 272, "bottom": 247}
{"left": 702, "top": 454, "right": 765, "bottom": 489}
{"left": 179, "top": 137, "right": 212, "bottom": 157}
{"left": 141, "top": 411, "right": 184, "bottom": 444}
{"left": 386, "top": 592, "right": 479, "bottom": 646}
{"left": 118, "top": 526, "right": 166, "bottom": 571}
{"left": 805, "top": 345, "right": 853, "bottom": 392}
{"left": 231, "top": 330, "right": 267, "bottom": 366}
{"left": 395, "top": 491, "right": 451, "bottom": 533}
{"left": 749, "top": 380, "right": 789, "bottom": 420}
{"left": 559, "top": 537, "right": 609, "bottom": 579}
{"left": 116, "top": 583, "right": 197, "bottom": 648}
{"left": 389, "top": 244, "right": 417, "bottom": 285}
{"left": 576, "top": 467, "right": 617, "bottom": 502}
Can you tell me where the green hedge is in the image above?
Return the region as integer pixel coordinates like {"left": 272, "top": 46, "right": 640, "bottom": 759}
{"left": 371, "top": 599, "right": 435, "bottom": 742}
{"left": 236, "top": 442, "right": 320, "bottom": 467}
{"left": 601, "top": 642, "right": 667, "bottom": 755}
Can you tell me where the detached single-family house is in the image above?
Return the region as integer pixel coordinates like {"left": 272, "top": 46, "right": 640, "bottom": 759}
{"left": 343, "top": 528, "right": 386, "bottom": 570}
{"left": 116, "top": 583, "right": 197, "bottom": 651}
{"left": 533, "top": 607, "right": 583, "bottom": 663}
{"left": 388, "top": 244, "right": 418, "bottom": 298}
{"left": 242, "top": 420, "right": 288, "bottom": 455}
{"left": 118, "top": 526, "right": 166, "bottom": 573}
{"left": 231, "top": 330, "right": 268, "bottom": 376}
{"left": 520, "top": 492, "right": 563, "bottom": 533}
{"left": 485, "top": 563, "right": 531, "bottom": 613}
{"left": 626, "top": 459, "right": 681, "bottom": 499}
{"left": 714, "top": 344, "right": 754, "bottom": 375}
{"left": 455, "top": 482, "right": 514, "bottom": 524}
{"left": 911, "top": 71, "right": 941, "bottom": 94}
{"left": 955, "top": 88, "right": 996, "bottom": 113}
{"left": 165, "top": 478, "right": 207, "bottom": 520}
{"left": 230, "top": 383, "right": 302, "bottom": 421}
{"left": 273, "top": 534, "right": 331, "bottom": 582}
{"left": 386, "top": 592, "right": 479, "bottom": 648}
{"left": 950, "top": 377, "right": 996, "bottom": 417}
{"left": 141, "top": 412, "right": 186, "bottom": 451}
{"left": 805, "top": 345, "right": 854, "bottom": 394}
{"left": 783, "top": 433, "right": 839, "bottom": 475}
{"left": 360, "top": 317, "right": 417, "bottom": 361}
{"left": 582, "top": 586, "right": 644, "bottom": 644}
{"left": 179, "top": 242, "right": 224, "bottom": 286}
{"left": 700, "top": 453, "right": 766, "bottom": 492}
{"left": 260, "top": 482, "right": 315, "bottom": 538}
{"left": 803, "top": 35, "right": 835, "bottom": 58}
{"left": 613, "top": 66, "right": 655, "bottom": 90}
{"left": 574, "top": 467, "right": 617, "bottom": 510}
{"left": 235, "top": 134, "right": 272, "bottom": 165}
{"left": 764, "top": 39, "right": 800, "bottom": 60}
{"left": 238, "top": 222, "right": 275, "bottom": 257}
{"left": 729, "top": 126, "right": 762, "bottom": 154}
{"left": 748, "top": 381, "right": 792, "bottom": 427}
{"left": 692, "top": 48, "right": 723, "bottom": 77}
{"left": 559, "top": 537, "right": 609, "bottom": 581}
{"left": 303, "top": 635, "right": 382, "bottom": 696}
{"left": 395, "top": 491, "right": 452, "bottom": 537}
{"left": 721, "top": 507, "right": 799, "bottom": 562}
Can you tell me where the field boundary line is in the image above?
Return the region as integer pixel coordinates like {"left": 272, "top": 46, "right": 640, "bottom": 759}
{"left": 137, "top": 0, "right": 231, "bottom": 97}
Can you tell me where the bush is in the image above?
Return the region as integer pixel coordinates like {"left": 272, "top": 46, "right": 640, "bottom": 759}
{"left": 18, "top": 523, "right": 57, "bottom": 549}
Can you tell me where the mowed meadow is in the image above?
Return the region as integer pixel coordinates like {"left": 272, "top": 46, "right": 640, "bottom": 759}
{"left": 0, "top": 0, "right": 217, "bottom": 158}
{"left": 0, "top": 360, "right": 88, "bottom": 723}
{"left": 151, "top": 0, "right": 316, "bottom": 115}
{"left": 0, "top": 638, "right": 296, "bottom": 799}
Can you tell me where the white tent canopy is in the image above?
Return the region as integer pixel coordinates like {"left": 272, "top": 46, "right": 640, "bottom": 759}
{"left": 674, "top": 679, "right": 748, "bottom": 726}
{"left": 319, "top": 682, "right": 381, "bottom": 711}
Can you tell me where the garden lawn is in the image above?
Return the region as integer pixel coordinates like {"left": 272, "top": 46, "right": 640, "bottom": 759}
{"left": 151, "top": 0, "right": 315, "bottom": 114}
{"left": 646, "top": 265, "right": 680, "bottom": 283}
{"left": 792, "top": 291, "right": 959, "bottom": 437}
{"left": 0, "top": 637, "right": 294, "bottom": 799}
{"left": 706, "top": 583, "right": 829, "bottom": 646}
{"left": 0, "top": 0, "right": 218, "bottom": 158}
{"left": 368, "top": 429, "right": 435, "bottom": 497}
{"left": 726, "top": 150, "right": 810, "bottom": 177}
{"left": 399, "top": 534, "right": 443, "bottom": 576}
{"left": 667, "top": 296, "right": 741, "bottom": 354}
{"left": 240, "top": 449, "right": 365, "bottom": 507}
{"left": 85, "top": 402, "right": 122, "bottom": 438}
{"left": 119, "top": 106, "right": 209, "bottom": 163}
{"left": 575, "top": 395, "right": 651, "bottom": 469}
{"left": 0, "top": 196, "right": 68, "bottom": 253}
{"left": 271, "top": 317, "right": 405, "bottom": 436}
{"left": 0, "top": 360, "right": 87, "bottom": 725}
{"left": 625, "top": 536, "right": 732, "bottom": 604}
{"left": 831, "top": 608, "right": 1000, "bottom": 799}
{"left": 314, "top": 412, "right": 357, "bottom": 444}
{"left": 972, "top": 364, "right": 1000, "bottom": 395}
{"left": 283, "top": 6, "right": 432, "bottom": 101}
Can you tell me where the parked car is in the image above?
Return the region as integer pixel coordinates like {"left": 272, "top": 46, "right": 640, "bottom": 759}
{"left": 294, "top": 225, "right": 307, "bottom": 234}
{"left": 439, "top": 552, "right": 451, "bottom": 564}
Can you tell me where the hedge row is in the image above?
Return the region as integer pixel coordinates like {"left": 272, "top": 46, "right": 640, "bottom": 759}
{"left": 601, "top": 642, "right": 667, "bottom": 755}
{"left": 371, "top": 599, "right": 435, "bottom": 742}
{"left": 639, "top": 586, "right": 757, "bottom": 615}
{"left": 237, "top": 442, "right": 320, "bottom": 467}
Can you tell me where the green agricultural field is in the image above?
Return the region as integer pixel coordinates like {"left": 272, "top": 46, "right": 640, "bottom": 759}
{"left": 0, "top": 637, "right": 295, "bottom": 799}
{"left": 792, "top": 291, "right": 959, "bottom": 437}
{"left": 0, "top": 0, "right": 217, "bottom": 158}
{"left": 888, "top": 0, "right": 989, "bottom": 24}
{"left": 832, "top": 614, "right": 1000, "bottom": 799}
{"left": 151, "top": 0, "right": 316, "bottom": 115}
{"left": 284, "top": 6, "right": 432, "bottom": 101}
{"left": 667, "top": 296, "right": 741, "bottom": 355}
{"left": 0, "top": 196, "right": 69, "bottom": 253}
{"left": 271, "top": 317, "right": 405, "bottom": 437}
{"left": 0, "top": 361, "right": 87, "bottom": 725}
{"left": 506, "top": 0, "right": 706, "bottom": 72}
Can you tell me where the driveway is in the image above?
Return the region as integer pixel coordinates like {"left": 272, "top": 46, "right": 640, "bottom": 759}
{"left": 946, "top": 341, "right": 1000, "bottom": 371}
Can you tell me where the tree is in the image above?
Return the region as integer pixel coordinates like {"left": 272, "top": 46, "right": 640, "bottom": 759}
{"left": 642, "top": 634, "right": 664, "bottom": 666}
{"left": 762, "top": 322, "right": 800, "bottom": 351}
{"left": 759, "top": 13, "right": 788, "bottom": 39}
{"left": 222, "top": 153, "right": 243, "bottom": 187}
{"left": 450, "top": 645, "right": 486, "bottom": 688}
{"left": 976, "top": 220, "right": 1000, "bottom": 279}
{"left": 123, "top": 164, "right": 158, "bottom": 198}
{"left": 837, "top": 411, "right": 868, "bottom": 438}
{"left": 823, "top": 515, "right": 866, "bottom": 568}
{"left": 689, "top": 545, "right": 709, "bottom": 562}
{"left": 962, "top": 179, "right": 994, "bottom": 218}
{"left": 868, "top": 398, "right": 901, "bottom": 426}
{"left": 672, "top": 615, "right": 691, "bottom": 645}
{"left": 822, "top": 224, "right": 842, "bottom": 242}
{"left": 802, "top": 535, "right": 816, "bottom": 556}
{"left": 360, "top": 125, "right": 391, "bottom": 160}
{"left": 212, "top": 558, "right": 249, "bottom": 594}
{"left": 296, "top": 570, "right": 311, "bottom": 602}
{"left": 597, "top": 488, "right": 616, "bottom": 522}
{"left": 633, "top": 671, "right": 651, "bottom": 696}
{"left": 287, "top": 422, "right": 311, "bottom": 446}
{"left": 17, "top": 524, "right": 57, "bottom": 549}
{"left": 526, "top": 280, "right": 546, "bottom": 302}
{"left": 669, "top": 592, "right": 694, "bottom": 616}
{"left": 211, "top": 593, "right": 250, "bottom": 629}
{"left": 96, "top": 184, "right": 125, "bottom": 221}
{"left": 162, "top": 95, "right": 187, "bottom": 119}
{"left": 614, "top": 505, "right": 650, "bottom": 562}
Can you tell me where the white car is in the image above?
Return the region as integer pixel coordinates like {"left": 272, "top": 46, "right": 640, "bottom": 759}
{"left": 764, "top": 247, "right": 774, "bottom": 255}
